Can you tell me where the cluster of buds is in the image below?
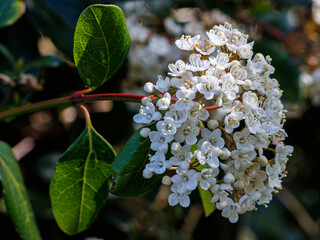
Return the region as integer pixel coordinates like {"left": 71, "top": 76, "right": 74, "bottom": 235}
{"left": 133, "top": 22, "right": 293, "bottom": 223}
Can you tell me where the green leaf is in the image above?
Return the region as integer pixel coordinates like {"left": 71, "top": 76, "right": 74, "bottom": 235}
{"left": 49, "top": 125, "right": 116, "bottom": 235}
{"left": 0, "top": 141, "right": 42, "bottom": 240}
{"left": 111, "top": 125, "right": 162, "bottom": 197}
{"left": 0, "top": 42, "right": 16, "bottom": 68}
{"left": 0, "top": 0, "right": 25, "bottom": 28}
{"left": 198, "top": 185, "right": 215, "bottom": 217}
{"left": 21, "top": 55, "right": 64, "bottom": 73}
{"left": 254, "top": 39, "right": 301, "bottom": 102}
{"left": 73, "top": 4, "right": 131, "bottom": 90}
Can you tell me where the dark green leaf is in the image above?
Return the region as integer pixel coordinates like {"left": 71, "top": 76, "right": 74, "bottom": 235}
{"left": 111, "top": 125, "right": 162, "bottom": 197}
{"left": 21, "top": 55, "right": 64, "bottom": 73}
{"left": 198, "top": 185, "right": 215, "bottom": 217}
{"left": 49, "top": 125, "right": 116, "bottom": 235}
{"left": 0, "top": 42, "right": 15, "bottom": 68}
{"left": 0, "top": 0, "right": 25, "bottom": 28}
{"left": 254, "top": 39, "right": 301, "bottom": 102}
{"left": 0, "top": 141, "right": 42, "bottom": 240}
{"left": 73, "top": 4, "right": 131, "bottom": 90}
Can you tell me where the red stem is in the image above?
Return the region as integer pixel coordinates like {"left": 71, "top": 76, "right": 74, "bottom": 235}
{"left": 204, "top": 105, "right": 220, "bottom": 110}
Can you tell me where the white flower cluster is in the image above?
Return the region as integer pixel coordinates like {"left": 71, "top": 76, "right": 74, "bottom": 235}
{"left": 133, "top": 22, "right": 293, "bottom": 223}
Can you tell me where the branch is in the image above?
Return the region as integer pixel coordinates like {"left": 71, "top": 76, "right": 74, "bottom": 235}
{"left": 0, "top": 93, "right": 147, "bottom": 121}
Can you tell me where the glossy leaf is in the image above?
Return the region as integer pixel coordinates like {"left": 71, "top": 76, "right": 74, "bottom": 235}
{"left": 21, "top": 55, "right": 64, "bottom": 73}
{"left": 111, "top": 125, "right": 162, "bottom": 197}
{"left": 198, "top": 185, "right": 215, "bottom": 217}
{"left": 0, "top": 141, "right": 42, "bottom": 240}
{"left": 73, "top": 4, "right": 131, "bottom": 90}
{"left": 0, "top": 0, "right": 25, "bottom": 28}
{"left": 49, "top": 125, "right": 116, "bottom": 235}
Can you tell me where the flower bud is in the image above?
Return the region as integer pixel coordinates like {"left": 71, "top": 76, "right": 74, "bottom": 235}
{"left": 143, "top": 168, "right": 153, "bottom": 179}
{"left": 224, "top": 173, "right": 235, "bottom": 184}
{"left": 220, "top": 162, "right": 229, "bottom": 171}
{"left": 140, "top": 127, "right": 151, "bottom": 138}
{"left": 162, "top": 176, "right": 171, "bottom": 185}
{"left": 207, "top": 119, "right": 219, "bottom": 130}
{"left": 141, "top": 96, "right": 152, "bottom": 105}
{"left": 242, "top": 79, "right": 252, "bottom": 90}
{"left": 258, "top": 155, "right": 268, "bottom": 166}
{"left": 216, "top": 201, "right": 227, "bottom": 210}
{"left": 171, "top": 142, "right": 180, "bottom": 152}
{"left": 219, "top": 147, "right": 231, "bottom": 160}
{"left": 144, "top": 82, "right": 154, "bottom": 93}
{"left": 234, "top": 180, "right": 244, "bottom": 190}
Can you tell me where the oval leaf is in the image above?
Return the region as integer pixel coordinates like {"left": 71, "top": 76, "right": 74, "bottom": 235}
{"left": 0, "top": 0, "right": 25, "bottom": 28}
{"left": 73, "top": 4, "right": 131, "bottom": 90}
{"left": 49, "top": 125, "right": 116, "bottom": 235}
{"left": 111, "top": 125, "right": 162, "bottom": 197}
{"left": 198, "top": 185, "right": 215, "bottom": 217}
{"left": 0, "top": 141, "right": 42, "bottom": 240}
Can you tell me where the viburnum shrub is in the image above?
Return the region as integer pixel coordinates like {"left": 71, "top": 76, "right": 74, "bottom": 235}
{"left": 0, "top": 4, "right": 293, "bottom": 238}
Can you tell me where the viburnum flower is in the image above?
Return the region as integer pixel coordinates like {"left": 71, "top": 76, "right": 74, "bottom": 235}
{"left": 133, "top": 22, "right": 293, "bottom": 223}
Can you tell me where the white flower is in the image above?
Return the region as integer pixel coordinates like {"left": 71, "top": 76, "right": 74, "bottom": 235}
{"left": 168, "top": 191, "right": 191, "bottom": 207}
{"left": 196, "top": 75, "right": 221, "bottom": 100}
{"left": 175, "top": 35, "right": 200, "bottom": 51}
{"left": 133, "top": 102, "right": 162, "bottom": 124}
{"left": 221, "top": 73, "right": 239, "bottom": 100}
{"left": 221, "top": 198, "right": 241, "bottom": 223}
{"left": 195, "top": 39, "right": 215, "bottom": 55}
{"left": 171, "top": 168, "right": 200, "bottom": 194}
{"left": 275, "top": 144, "right": 294, "bottom": 165}
{"left": 233, "top": 128, "right": 257, "bottom": 150}
{"left": 206, "top": 28, "right": 228, "bottom": 46}
{"left": 156, "top": 117, "right": 177, "bottom": 136}
{"left": 175, "top": 88, "right": 196, "bottom": 111}
{"left": 196, "top": 141, "right": 220, "bottom": 168}
{"left": 164, "top": 105, "right": 188, "bottom": 127}
{"left": 231, "top": 148, "right": 256, "bottom": 169}
{"left": 188, "top": 102, "right": 209, "bottom": 123}
{"left": 238, "top": 43, "right": 253, "bottom": 59}
{"left": 197, "top": 128, "right": 225, "bottom": 149}
{"left": 175, "top": 119, "right": 200, "bottom": 145}
{"left": 155, "top": 75, "right": 170, "bottom": 93}
{"left": 156, "top": 92, "right": 171, "bottom": 110}
{"left": 199, "top": 168, "right": 219, "bottom": 190}
{"left": 224, "top": 111, "right": 243, "bottom": 133}
{"left": 209, "top": 52, "right": 231, "bottom": 70}
{"left": 266, "top": 164, "right": 282, "bottom": 189}
{"left": 149, "top": 131, "right": 174, "bottom": 152}
{"left": 210, "top": 185, "right": 228, "bottom": 208}
{"left": 242, "top": 91, "right": 259, "bottom": 112}
{"left": 168, "top": 60, "right": 187, "bottom": 77}
{"left": 186, "top": 53, "right": 210, "bottom": 72}
{"left": 171, "top": 71, "right": 197, "bottom": 90}
{"left": 146, "top": 151, "right": 166, "bottom": 174}
{"left": 133, "top": 21, "right": 292, "bottom": 223}
{"left": 169, "top": 143, "right": 193, "bottom": 169}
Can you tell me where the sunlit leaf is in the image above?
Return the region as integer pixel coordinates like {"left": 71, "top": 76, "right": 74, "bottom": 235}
{"left": 111, "top": 124, "right": 162, "bottom": 197}
{"left": 0, "top": 141, "right": 42, "bottom": 240}
{"left": 198, "top": 185, "right": 215, "bottom": 217}
{"left": 0, "top": 0, "right": 25, "bottom": 28}
{"left": 73, "top": 4, "right": 131, "bottom": 90}
{"left": 49, "top": 125, "right": 116, "bottom": 235}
